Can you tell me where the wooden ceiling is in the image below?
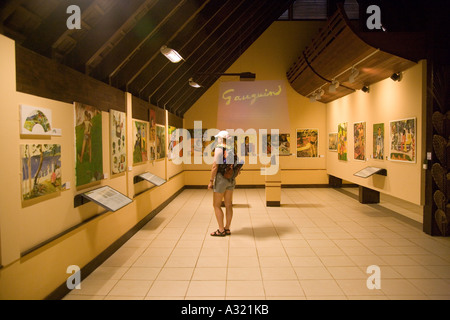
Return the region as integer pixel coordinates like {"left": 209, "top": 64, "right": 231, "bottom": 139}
{"left": 0, "top": 0, "right": 294, "bottom": 116}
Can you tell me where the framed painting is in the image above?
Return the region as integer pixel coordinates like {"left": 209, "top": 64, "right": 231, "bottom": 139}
{"left": 279, "top": 133, "right": 291, "bottom": 156}
{"left": 110, "top": 110, "right": 126, "bottom": 175}
{"left": 338, "top": 122, "right": 347, "bottom": 161}
{"left": 389, "top": 117, "right": 416, "bottom": 163}
{"left": 156, "top": 124, "right": 166, "bottom": 159}
{"left": 149, "top": 108, "right": 156, "bottom": 142}
{"left": 20, "top": 104, "right": 53, "bottom": 135}
{"left": 21, "top": 144, "right": 61, "bottom": 201}
{"left": 237, "top": 134, "right": 257, "bottom": 157}
{"left": 74, "top": 102, "right": 103, "bottom": 187}
{"left": 133, "top": 120, "right": 148, "bottom": 165}
{"left": 296, "top": 129, "right": 318, "bottom": 158}
{"left": 328, "top": 133, "right": 338, "bottom": 151}
{"left": 353, "top": 121, "right": 366, "bottom": 161}
{"left": 168, "top": 125, "right": 177, "bottom": 160}
{"left": 373, "top": 123, "right": 385, "bottom": 160}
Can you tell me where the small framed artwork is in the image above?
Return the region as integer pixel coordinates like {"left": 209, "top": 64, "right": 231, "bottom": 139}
{"left": 337, "top": 122, "right": 347, "bottom": 161}
{"left": 328, "top": 132, "right": 338, "bottom": 151}
{"left": 353, "top": 121, "right": 366, "bottom": 161}
{"left": 373, "top": 123, "right": 385, "bottom": 160}
{"left": 389, "top": 117, "right": 416, "bottom": 163}
{"left": 296, "top": 129, "right": 319, "bottom": 158}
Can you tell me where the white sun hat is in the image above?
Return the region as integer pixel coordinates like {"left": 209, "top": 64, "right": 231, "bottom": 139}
{"left": 215, "top": 130, "right": 229, "bottom": 139}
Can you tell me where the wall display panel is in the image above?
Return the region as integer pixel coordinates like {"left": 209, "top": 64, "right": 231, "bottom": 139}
{"left": 373, "top": 123, "right": 385, "bottom": 160}
{"left": 20, "top": 144, "right": 61, "bottom": 201}
{"left": 389, "top": 117, "right": 417, "bottom": 163}
{"left": 132, "top": 120, "right": 149, "bottom": 165}
{"left": 110, "top": 110, "right": 126, "bottom": 175}
{"left": 296, "top": 129, "right": 319, "bottom": 158}
{"left": 328, "top": 133, "right": 338, "bottom": 151}
{"left": 353, "top": 121, "right": 366, "bottom": 161}
{"left": 74, "top": 102, "right": 103, "bottom": 187}
{"left": 156, "top": 124, "right": 166, "bottom": 159}
{"left": 337, "top": 122, "right": 348, "bottom": 161}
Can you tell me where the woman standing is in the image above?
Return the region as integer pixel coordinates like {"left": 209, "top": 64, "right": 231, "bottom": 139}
{"left": 208, "top": 131, "right": 238, "bottom": 237}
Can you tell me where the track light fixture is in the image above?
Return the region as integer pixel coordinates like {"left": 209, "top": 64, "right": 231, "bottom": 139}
{"left": 329, "top": 79, "right": 340, "bottom": 93}
{"left": 160, "top": 45, "right": 184, "bottom": 63}
{"left": 349, "top": 67, "right": 359, "bottom": 83}
{"left": 390, "top": 72, "right": 403, "bottom": 82}
{"left": 188, "top": 78, "right": 202, "bottom": 88}
{"left": 361, "top": 85, "right": 370, "bottom": 93}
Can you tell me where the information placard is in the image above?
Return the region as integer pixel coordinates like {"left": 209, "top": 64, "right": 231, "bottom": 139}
{"left": 82, "top": 186, "right": 132, "bottom": 212}
{"left": 354, "top": 167, "right": 387, "bottom": 178}
{"left": 138, "top": 172, "right": 167, "bottom": 186}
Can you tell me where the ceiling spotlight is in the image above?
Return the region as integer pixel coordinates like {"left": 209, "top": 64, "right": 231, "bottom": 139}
{"left": 160, "top": 45, "right": 184, "bottom": 63}
{"left": 390, "top": 72, "right": 403, "bottom": 82}
{"left": 349, "top": 67, "right": 359, "bottom": 84}
{"left": 316, "top": 88, "right": 325, "bottom": 100}
{"left": 361, "top": 85, "right": 370, "bottom": 93}
{"left": 329, "top": 79, "right": 340, "bottom": 93}
{"left": 309, "top": 95, "right": 316, "bottom": 103}
{"left": 188, "top": 78, "right": 202, "bottom": 88}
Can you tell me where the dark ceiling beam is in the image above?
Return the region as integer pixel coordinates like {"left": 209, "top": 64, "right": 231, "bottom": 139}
{"left": 174, "top": 0, "right": 292, "bottom": 117}
{"left": 135, "top": 0, "right": 247, "bottom": 103}
{"left": 64, "top": 0, "right": 146, "bottom": 73}
{"left": 21, "top": 0, "right": 92, "bottom": 57}
{"left": 110, "top": 0, "right": 207, "bottom": 92}
{"left": 0, "top": 0, "right": 24, "bottom": 23}
{"left": 146, "top": 0, "right": 264, "bottom": 110}
{"left": 89, "top": 0, "right": 172, "bottom": 82}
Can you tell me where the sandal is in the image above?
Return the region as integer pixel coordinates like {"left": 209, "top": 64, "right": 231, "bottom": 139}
{"left": 210, "top": 229, "right": 226, "bottom": 237}
{"left": 224, "top": 229, "right": 231, "bottom": 235}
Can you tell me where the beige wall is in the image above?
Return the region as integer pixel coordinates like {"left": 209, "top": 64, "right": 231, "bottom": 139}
{"left": 0, "top": 34, "right": 184, "bottom": 299}
{"left": 326, "top": 60, "right": 427, "bottom": 205}
{"left": 184, "top": 21, "right": 329, "bottom": 186}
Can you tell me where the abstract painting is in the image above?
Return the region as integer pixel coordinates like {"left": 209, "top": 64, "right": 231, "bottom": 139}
{"left": 110, "top": 110, "right": 126, "bottom": 175}
{"left": 338, "top": 122, "right": 347, "bottom": 161}
{"left": 328, "top": 133, "right": 338, "bottom": 151}
{"left": 75, "top": 102, "right": 103, "bottom": 187}
{"left": 296, "top": 129, "right": 318, "bottom": 158}
{"left": 133, "top": 120, "right": 148, "bottom": 165}
{"left": 389, "top": 118, "right": 416, "bottom": 163}
{"left": 353, "top": 121, "right": 366, "bottom": 161}
{"left": 156, "top": 125, "right": 166, "bottom": 159}
{"left": 21, "top": 144, "right": 61, "bottom": 201}
{"left": 20, "top": 105, "right": 52, "bottom": 135}
{"left": 373, "top": 123, "right": 385, "bottom": 160}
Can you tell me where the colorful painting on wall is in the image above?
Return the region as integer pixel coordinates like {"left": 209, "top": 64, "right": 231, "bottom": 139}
{"left": 168, "top": 126, "right": 177, "bottom": 160}
{"left": 328, "top": 133, "right": 338, "bottom": 151}
{"left": 149, "top": 109, "right": 156, "bottom": 142}
{"left": 21, "top": 144, "right": 61, "bottom": 201}
{"left": 389, "top": 117, "right": 416, "bottom": 163}
{"left": 296, "top": 129, "right": 318, "bottom": 158}
{"left": 20, "top": 105, "right": 53, "bottom": 135}
{"left": 237, "top": 134, "right": 257, "bottom": 157}
{"left": 353, "top": 121, "right": 366, "bottom": 161}
{"left": 75, "top": 102, "right": 103, "bottom": 187}
{"left": 338, "top": 122, "right": 347, "bottom": 161}
{"left": 279, "top": 133, "right": 291, "bottom": 156}
{"left": 156, "top": 125, "right": 166, "bottom": 159}
{"left": 110, "top": 110, "right": 127, "bottom": 175}
{"left": 373, "top": 123, "right": 385, "bottom": 160}
{"left": 133, "top": 120, "right": 148, "bottom": 165}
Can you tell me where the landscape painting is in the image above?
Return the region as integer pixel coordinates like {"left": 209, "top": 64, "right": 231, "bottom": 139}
{"left": 21, "top": 144, "right": 61, "bottom": 201}
{"left": 110, "top": 110, "right": 126, "bottom": 175}
{"left": 20, "top": 105, "right": 52, "bottom": 135}
{"left": 75, "top": 102, "right": 103, "bottom": 187}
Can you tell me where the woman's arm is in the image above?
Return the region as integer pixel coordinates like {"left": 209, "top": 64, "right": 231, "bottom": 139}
{"left": 208, "top": 162, "right": 218, "bottom": 189}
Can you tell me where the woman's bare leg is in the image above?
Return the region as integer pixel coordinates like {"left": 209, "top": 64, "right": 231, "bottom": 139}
{"left": 224, "top": 189, "right": 233, "bottom": 231}
{"left": 212, "top": 191, "right": 225, "bottom": 233}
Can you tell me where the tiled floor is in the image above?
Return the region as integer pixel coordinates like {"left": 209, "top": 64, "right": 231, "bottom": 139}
{"left": 63, "top": 188, "right": 450, "bottom": 300}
